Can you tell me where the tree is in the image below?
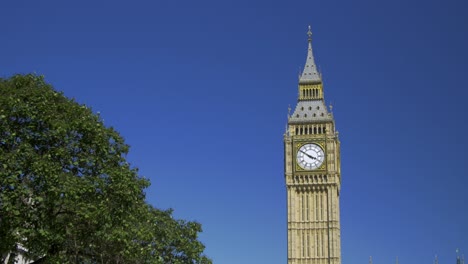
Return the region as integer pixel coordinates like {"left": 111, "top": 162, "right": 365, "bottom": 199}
{"left": 0, "top": 74, "right": 211, "bottom": 264}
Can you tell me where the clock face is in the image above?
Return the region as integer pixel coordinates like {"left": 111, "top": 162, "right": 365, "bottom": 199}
{"left": 297, "top": 143, "right": 325, "bottom": 170}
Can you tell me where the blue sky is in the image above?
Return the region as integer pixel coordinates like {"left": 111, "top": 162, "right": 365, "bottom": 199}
{"left": 1, "top": 0, "right": 468, "bottom": 263}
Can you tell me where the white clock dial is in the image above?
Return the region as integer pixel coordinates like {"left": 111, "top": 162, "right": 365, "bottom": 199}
{"left": 296, "top": 143, "right": 325, "bottom": 170}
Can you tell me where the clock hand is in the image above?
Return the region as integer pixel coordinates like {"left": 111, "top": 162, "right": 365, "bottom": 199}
{"left": 300, "top": 150, "right": 317, "bottom": 160}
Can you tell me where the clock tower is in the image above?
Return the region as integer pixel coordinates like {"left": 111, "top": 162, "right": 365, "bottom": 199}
{"left": 284, "top": 26, "right": 341, "bottom": 264}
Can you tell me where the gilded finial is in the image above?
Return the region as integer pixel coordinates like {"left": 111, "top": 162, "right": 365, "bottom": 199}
{"left": 307, "top": 25, "right": 312, "bottom": 42}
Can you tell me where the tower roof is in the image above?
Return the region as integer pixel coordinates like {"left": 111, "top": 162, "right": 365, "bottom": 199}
{"left": 299, "top": 26, "right": 321, "bottom": 84}
{"left": 288, "top": 26, "right": 331, "bottom": 124}
{"left": 289, "top": 100, "right": 332, "bottom": 123}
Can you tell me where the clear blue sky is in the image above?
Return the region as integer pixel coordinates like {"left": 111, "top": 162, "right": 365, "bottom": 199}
{"left": 1, "top": 0, "right": 467, "bottom": 263}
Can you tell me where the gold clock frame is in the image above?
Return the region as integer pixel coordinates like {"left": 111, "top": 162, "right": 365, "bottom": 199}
{"left": 294, "top": 141, "right": 326, "bottom": 172}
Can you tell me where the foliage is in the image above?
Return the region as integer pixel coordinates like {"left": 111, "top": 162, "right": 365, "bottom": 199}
{"left": 0, "top": 74, "right": 211, "bottom": 264}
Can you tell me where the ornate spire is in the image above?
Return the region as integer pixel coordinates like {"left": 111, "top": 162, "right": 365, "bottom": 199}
{"left": 299, "top": 25, "right": 321, "bottom": 84}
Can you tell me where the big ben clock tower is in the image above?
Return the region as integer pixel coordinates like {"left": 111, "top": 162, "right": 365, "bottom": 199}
{"left": 284, "top": 26, "right": 341, "bottom": 264}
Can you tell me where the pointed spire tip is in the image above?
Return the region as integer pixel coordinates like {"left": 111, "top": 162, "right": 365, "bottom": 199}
{"left": 299, "top": 25, "right": 321, "bottom": 84}
{"left": 307, "top": 25, "right": 312, "bottom": 42}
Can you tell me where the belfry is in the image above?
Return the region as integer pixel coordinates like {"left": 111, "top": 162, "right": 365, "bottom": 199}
{"left": 284, "top": 26, "right": 342, "bottom": 264}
